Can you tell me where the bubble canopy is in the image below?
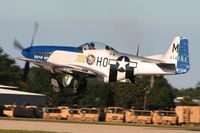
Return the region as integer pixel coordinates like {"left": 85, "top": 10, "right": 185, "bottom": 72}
{"left": 78, "top": 42, "right": 117, "bottom": 52}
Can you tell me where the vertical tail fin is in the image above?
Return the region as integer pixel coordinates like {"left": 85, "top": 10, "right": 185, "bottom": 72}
{"left": 164, "top": 36, "right": 190, "bottom": 74}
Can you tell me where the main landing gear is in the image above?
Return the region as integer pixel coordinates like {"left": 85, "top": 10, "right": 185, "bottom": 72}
{"left": 51, "top": 73, "right": 87, "bottom": 93}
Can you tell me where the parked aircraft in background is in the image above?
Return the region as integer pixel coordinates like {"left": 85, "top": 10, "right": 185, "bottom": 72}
{"left": 14, "top": 23, "right": 190, "bottom": 93}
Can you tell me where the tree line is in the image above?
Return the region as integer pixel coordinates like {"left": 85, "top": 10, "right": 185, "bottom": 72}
{"left": 0, "top": 47, "right": 199, "bottom": 109}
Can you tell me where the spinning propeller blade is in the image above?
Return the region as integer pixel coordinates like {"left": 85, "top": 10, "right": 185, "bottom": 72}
{"left": 136, "top": 44, "right": 140, "bottom": 56}
{"left": 14, "top": 39, "right": 24, "bottom": 50}
{"left": 13, "top": 22, "right": 39, "bottom": 82}
{"left": 30, "top": 22, "right": 39, "bottom": 47}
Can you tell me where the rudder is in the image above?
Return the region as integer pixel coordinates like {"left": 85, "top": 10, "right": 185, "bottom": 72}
{"left": 164, "top": 36, "right": 190, "bottom": 74}
{"left": 176, "top": 37, "right": 190, "bottom": 74}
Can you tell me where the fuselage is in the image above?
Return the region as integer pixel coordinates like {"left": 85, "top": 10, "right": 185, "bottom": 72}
{"left": 17, "top": 35, "right": 189, "bottom": 93}
{"left": 22, "top": 44, "right": 175, "bottom": 83}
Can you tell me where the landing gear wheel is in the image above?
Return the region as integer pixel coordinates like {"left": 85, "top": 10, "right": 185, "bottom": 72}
{"left": 62, "top": 74, "right": 73, "bottom": 87}
{"left": 72, "top": 79, "right": 79, "bottom": 93}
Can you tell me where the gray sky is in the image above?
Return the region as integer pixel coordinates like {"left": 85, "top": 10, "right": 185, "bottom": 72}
{"left": 0, "top": 0, "right": 199, "bottom": 88}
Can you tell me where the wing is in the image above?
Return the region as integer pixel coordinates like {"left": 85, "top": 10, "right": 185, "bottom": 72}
{"left": 17, "top": 57, "right": 105, "bottom": 77}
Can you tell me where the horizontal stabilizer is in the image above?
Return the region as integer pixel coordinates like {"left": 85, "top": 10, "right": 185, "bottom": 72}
{"left": 157, "top": 63, "right": 176, "bottom": 73}
{"left": 147, "top": 36, "right": 190, "bottom": 74}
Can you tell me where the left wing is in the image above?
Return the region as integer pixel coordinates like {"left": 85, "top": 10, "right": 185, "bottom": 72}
{"left": 18, "top": 57, "right": 100, "bottom": 77}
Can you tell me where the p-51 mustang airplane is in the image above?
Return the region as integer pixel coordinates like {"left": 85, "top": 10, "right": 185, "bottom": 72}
{"left": 14, "top": 24, "right": 190, "bottom": 93}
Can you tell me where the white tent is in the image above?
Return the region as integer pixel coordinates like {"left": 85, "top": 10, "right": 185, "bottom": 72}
{"left": 0, "top": 85, "right": 45, "bottom": 106}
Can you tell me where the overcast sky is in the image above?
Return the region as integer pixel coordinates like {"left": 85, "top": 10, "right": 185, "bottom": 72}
{"left": 0, "top": 0, "right": 199, "bottom": 88}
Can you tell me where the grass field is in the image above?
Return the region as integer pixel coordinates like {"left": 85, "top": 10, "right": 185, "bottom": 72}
{"left": 0, "top": 129, "right": 57, "bottom": 133}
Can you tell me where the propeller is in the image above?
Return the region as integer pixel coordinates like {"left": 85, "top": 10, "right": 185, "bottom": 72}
{"left": 136, "top": 44, "right": 140, "bottom": 56}
{"left": 30, "top": 22, "right": 39, "bottom": 47}
{"left": 14, "top": 39, "right": 24, "bottom": 50}
{"left": 14, "top": 22, "right": 39, "bottom": 83}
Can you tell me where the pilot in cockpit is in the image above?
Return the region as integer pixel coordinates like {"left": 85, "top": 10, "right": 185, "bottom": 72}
{"left": 89, "top": 43, "right": 95, "bottom": 50}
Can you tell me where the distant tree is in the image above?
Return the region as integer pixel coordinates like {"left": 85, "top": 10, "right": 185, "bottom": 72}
{"left": 175, "top": 86, "right": 200, "bottom": 100}
{"left": 78, "top": 82, "right": 113, "bottom": 107}
{"left": 192, "top": 82, "right": 200, "bottom": 99}
{"left": 173, "top": 81, "right": 200, "bottom": 106}
{"left": 0, "top": 47, "right": 21, "bottom": 86}
{"left": 111, "top": 76, "right": 149, "bottom": 109}
{"left": 147, "top": 76, "right": 175, "bottom": 110}
{"left": 179, "top": 96, "right": 198, "bottom": 106}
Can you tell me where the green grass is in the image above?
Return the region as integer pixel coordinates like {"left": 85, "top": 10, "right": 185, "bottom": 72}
{"left": 0, "top": 129, "right": 57, "bottom": 133}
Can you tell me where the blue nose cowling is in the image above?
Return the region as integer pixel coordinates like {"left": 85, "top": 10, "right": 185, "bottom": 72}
{"left": 22, "top": 47, "right": 31, "bottom": 58}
